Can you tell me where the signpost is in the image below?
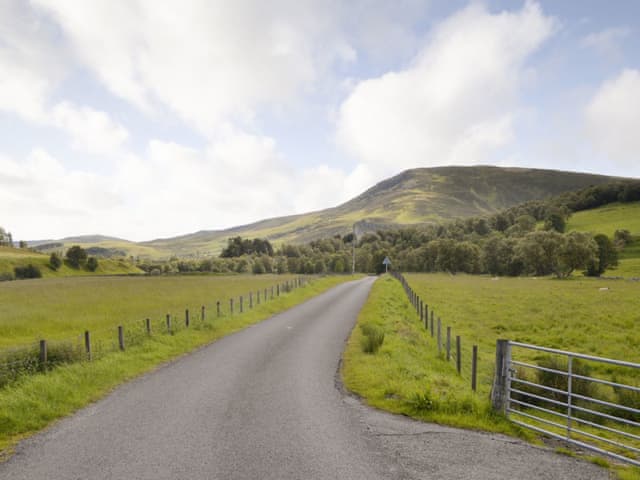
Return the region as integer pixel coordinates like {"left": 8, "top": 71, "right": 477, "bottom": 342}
{"left": 382, "top": 256, "right": 391, "bottom": 273}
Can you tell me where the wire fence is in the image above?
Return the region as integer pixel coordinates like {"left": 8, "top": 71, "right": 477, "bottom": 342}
{"left": 390, "top": 271, "right": 479, "bottom": 391}
{"left": 0, "top": 277, "right": 308, "bottom": 389}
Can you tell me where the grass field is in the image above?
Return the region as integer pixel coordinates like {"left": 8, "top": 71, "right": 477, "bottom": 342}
{"left": 342, "top": 274, "right": 640, "bottom": 478}
{"left": 567, "top": 202, "right": 640, "bottom": 278}
{"left": 0, "top": 274, "right": 359, "bottom": 458}
{"left": 0, "top": 246, "right": 142, "bottom": 278}
{"left": 0, "top": 274, "right": 296, "bottom": 348}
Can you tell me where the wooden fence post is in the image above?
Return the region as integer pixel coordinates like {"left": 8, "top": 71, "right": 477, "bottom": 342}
{"left": 257, "top": 291, "right": 260, "bottom": 305}
{"left": 472, "top": 345, "right": 478, "bottom": 392}
{"left": 491, "top": 339, "right": 510, "bottom": 413}
{"left": 271, "top": 286, "right": 274, "bottom": 299}
{"left": 145, "top": 318, "right": 151, "bottom": 335}
{"left": 240, "top": 296, "right": 243, "bottom": 313}
{"left": 217, "top": 301, "right": 221, "bottom": 317}
{"left": 277, "top": 285, "right": 280, "bottom": 296}
{"left": 437, "top": 318, "right": 442, "bottom": 354}
{"left": 424, "top": 304, "right": 428, "bottom": 329}
{"left": 166, "top": 314, "right": 172, "bottom": 333}
{"left": 265, "top": 288, "right": 268, "bottom": 301}
{"left": 118, "top": 326, "right": 125, "bottom": 351}
{"left": 456, "top": 335, "right": 461, "bottom": 374}
{"left": 430, "top": 311, "right": 434, "bottom": 337}
{"left": 230, "top": 298, "right": 234, "bottom": 315}
{"left": 39, "top": 339, "right": 47, "bottom": 369}
{"left": 249, "top": 292, "right": 253, "bottom": 309}
{"left": 85, "top": 330, "right": 92, "bottom": 361}
{"left": 201, "top": 305, "right": 205, "bottom": 321}
{"left": 185, "top": 308, "right": 190, "bottom": 327}
{"left": 446, "top": 326, "right": 451, "bottom": 361}
{"left": 420, "top": 300, "right": 424, "bottom": 323}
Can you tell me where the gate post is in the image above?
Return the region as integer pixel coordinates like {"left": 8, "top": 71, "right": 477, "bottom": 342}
{"left": 491, "top": 339, "right": 511, "bottom": 414}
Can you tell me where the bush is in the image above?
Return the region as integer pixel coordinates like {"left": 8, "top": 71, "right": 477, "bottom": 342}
{"left": 66, "top": 245, "right": 87, "bottom": 268}
{"left": 14, "top": 264, "right": 42, "bottom": 279}
{"left": 0, "top": 272, "right": 14, "bottom": 282}
{"left": 86, "top": 256, "right": 99, "bottom": 272}
{"left": 49, "top": 252, "right": 62, "bottom": 271}
{"left": 360, "top": 323, "right": 385, "bottom": 354}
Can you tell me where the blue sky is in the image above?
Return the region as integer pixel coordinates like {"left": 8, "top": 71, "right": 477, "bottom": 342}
{"left": 1, "top": 0, "right": 639, "bottom": 241}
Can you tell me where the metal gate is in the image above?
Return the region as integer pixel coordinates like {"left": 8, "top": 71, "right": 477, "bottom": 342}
{"left": 496, "top": 340, "right": 640, "bottom": 466}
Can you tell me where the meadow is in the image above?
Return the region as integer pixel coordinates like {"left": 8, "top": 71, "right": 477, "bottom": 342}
{"left": 0, "top": 274, "right": 358, "bottom": 457}
{"left": 0, "top": 274, "right": 297, "bottom": 348}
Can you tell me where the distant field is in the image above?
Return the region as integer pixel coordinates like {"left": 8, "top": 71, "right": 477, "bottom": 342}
{"left": 567, "top": 202, "right": 640, "bottom": 237}
{"left": 0, "top": 246, "right": 142, "bottom": 278}
{"left": 567, "top": 201, "right": 640, "bottom": 277}
{"left": 0, "top": 274, "right": 296, "bottom": 348}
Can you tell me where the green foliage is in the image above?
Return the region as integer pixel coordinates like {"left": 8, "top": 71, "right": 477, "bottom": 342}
{"left": 65, "top": 245, "right": 88, "bottom": 268}
{"left": 86, "top": 256, "right": 99, "bottom": 272}
{"left": 359, "top": 323, "right": 385, "bottom": 353}
{"left": 13, "top": 264, "right": 42, "bottom": 279}
{"left": 220, "top": 236, "right": 273, "bottom": 257}
{"left": 586, "top": 234, "right": 618, "bottom": 276}
{"left": 49, "top": 252, "right": 62, "bottom": 271}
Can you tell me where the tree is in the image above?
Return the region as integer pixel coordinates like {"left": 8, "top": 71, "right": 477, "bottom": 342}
{"left": 86, "top": 256, "right": 99, "bottom": 272}
{"left": 66, "top": 245, "right": 88, "bottom": 268}
{"left": 49, "top": 252, "right": 62, "bottom": 271}
{"left": 18, "top": 240, "right": 27, "bottom": 248}
{"left": 586, "top": 234, "right": 618, "bottom": 276}
{"left": 557, "top": 232, "right": 597, "bottom": 278}
{"left": 14, "top": 264, "right": 42, "bottom": 279}
{"left": 544, "top": 211, "right": 566, "bottom": 233}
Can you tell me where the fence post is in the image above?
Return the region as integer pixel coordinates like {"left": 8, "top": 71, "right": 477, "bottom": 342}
{"left": 424, "top": 304, "right": 428, "bottom": 329}
{"left": 472, "top": 345, "right": 478, "bottom": 391}
{"left": 257, "top": 291, "right": 260, "bottom": 305}
{"left": 230, "top": 298, "right": 234, "bottom": 315}
{"left": 437, "top": 318, "right": 442, "bottom": 354}
{"left": 271, "top": 286, "right": 274, "bottom": 299}
{"left": 85, "top": 330, "right": 92, "bottom": 361}
{"left": 217, "top": 301, "right": 221, "bottom": 317}
{"left": 240, "top": 296, "right": 243, "bottom": 313}
{"left": 118, "top": 326, "right": 125, "bottom": 351}
{"left": 446, "top": 326, "right": 451, "bottom": 361}
{"left": 145, "top": 318, "right": 151, "bottom": 335}
{"left": 491, "top": 339, "right": 510, "bottom": 413}
{"left": 201, "top": 305, "right": 205, "bottom": 321}
{"left": 456, "top": 335, "right": 461, "bottom": 374}
{"left": 39, "top": 339, "right": 47, "bottom": 369}
{"left": 277, "top": 285, "right": 280, "bottom": 297}
{"left": 420, "top": 300, "right": 424, "bottom": 323}
{"left": 185, "top": 308, "right": 190, "bottom": 327}
{"left": 430, "top": 311, "right": 434, "bottom": 337}
{"left": 166, "top": 314, "right": 172, "bottom": 333}
{"left": 265, "top": 288, "right": 268, "bottom": 301}
{"left": 249, "top": 292, "right": 253, "bottom": 309}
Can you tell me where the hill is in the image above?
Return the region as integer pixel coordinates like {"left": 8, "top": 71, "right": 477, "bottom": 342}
{"left": 32, "top": 166, "right": 629, "bottom": 259}
{"left": 0, "top": 246, "right": 143, "bottom": 278}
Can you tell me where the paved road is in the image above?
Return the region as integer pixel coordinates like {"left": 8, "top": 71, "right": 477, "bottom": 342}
{"left": 0, "top": 277, "right": 607, "bottom": 479}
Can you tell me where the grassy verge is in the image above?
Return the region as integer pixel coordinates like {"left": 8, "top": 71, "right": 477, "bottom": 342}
{"left": 0, "top": 275, "right": 358, "bottom": 458}
{"left": 341, "top": 275, "right": 522, "bottom": 436}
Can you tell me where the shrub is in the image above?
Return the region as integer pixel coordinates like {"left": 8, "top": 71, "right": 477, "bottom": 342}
{"left": 49, "top": 252, "right": 62, "bottom": 271}
{"left": 66, "top": 245, "right": 87, "bottom": 268}
{"left": 14, "top": 264, "right": 42, "bottom": 279}
{"left": 360, "top": 323, "right": 385, "bottom": 354}
{"left": 86, "top": 256, "right": 99, "bottom": 272}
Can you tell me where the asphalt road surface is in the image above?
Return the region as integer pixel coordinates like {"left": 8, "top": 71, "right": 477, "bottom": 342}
{"left": 0, "top": 277, "right": 608, "bottom": 479}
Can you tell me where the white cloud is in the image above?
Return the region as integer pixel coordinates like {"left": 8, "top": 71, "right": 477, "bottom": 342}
{"left": 585, "top": 69, "right": 640, "bottom": 167}
{"left": 337, "top": 2, "right": 555, "bottom": 177}
{"left": 582, "top": 27, "right": 631, "bottom": 60}
{"left": 32, "top": 0, "right": 362, "bottom": 136}
{"left": 51, "top": 102, "right": 129, "bottom": 154}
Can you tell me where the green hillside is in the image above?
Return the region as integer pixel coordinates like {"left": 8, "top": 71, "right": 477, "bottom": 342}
{"left": 567, "top": 201, "right": 640, "bottom": 277}
{"left": 29, "top": 166, "right": 628, "bottom": 259}
{"left": 139, "top": 166, "right": 624, "bottom": 258}
{"left": 0, "top": 246, "right": 143, "bottom": 278}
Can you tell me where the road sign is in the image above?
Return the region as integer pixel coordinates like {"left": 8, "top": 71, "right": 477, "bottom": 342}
{"left": 382, "top": 256, "right": 391, "bottom": 273}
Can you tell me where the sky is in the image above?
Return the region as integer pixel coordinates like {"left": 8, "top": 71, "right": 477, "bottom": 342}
{"left": 1, "top": 0, "right": 639, "bottom": 242}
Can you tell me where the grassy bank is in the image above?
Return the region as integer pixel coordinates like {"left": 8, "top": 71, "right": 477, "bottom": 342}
{"left": 0, "top": 275, "right": 358, "bottom": 457}
{"left": 341, "top": 275, "right": 520, "bottom": 435}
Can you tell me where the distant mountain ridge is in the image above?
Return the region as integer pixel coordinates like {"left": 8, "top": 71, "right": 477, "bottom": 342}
{"left": 31, "top": 166, "right": 630, "bottom": 259}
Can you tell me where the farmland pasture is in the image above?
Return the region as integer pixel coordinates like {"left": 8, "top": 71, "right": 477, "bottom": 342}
{"left": 0, "top": 274, "right": 297, "bottom": 349}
